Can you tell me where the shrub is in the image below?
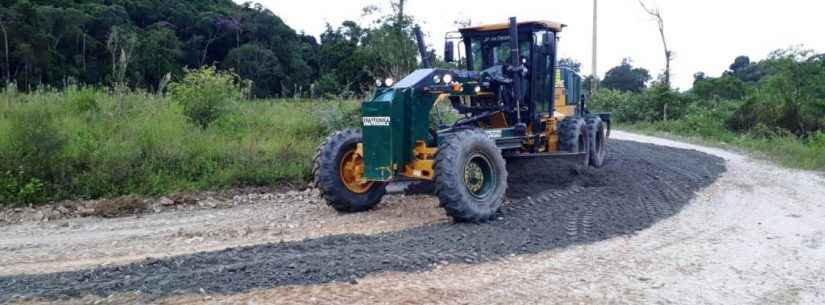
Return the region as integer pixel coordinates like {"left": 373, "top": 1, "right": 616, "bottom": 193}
{"left": 0, "top": 171, "right": 46, "bottom": 205}
{"left": 66, "top": 87, "right": 100, "bottom": 114}
{"left": 589, "top": 89, "right": 642, "bottom": 122}
{"left": 0, "top": 105, "right": 66, "bottom": 204}
{"left": 3, "top": 106, "right": 66, "bottom": 181}
{"left": 692, "top": 75, "right": 747, "bottom": 101}
{"left": 312, "top": 73, "right": 342, "bottom": 99}
{"left": 169, "top": 66, "right": 246, "bottom": 128}
{"left": 316, "top": 100, "right": 361, "bottom": 133}
{"left": 0, "top": 87, "right": 363, "bottom": 206}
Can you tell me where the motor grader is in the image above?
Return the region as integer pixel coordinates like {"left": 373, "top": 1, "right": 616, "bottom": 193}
{"left": 314, "top": 17, "right": 610, "bottom": 222}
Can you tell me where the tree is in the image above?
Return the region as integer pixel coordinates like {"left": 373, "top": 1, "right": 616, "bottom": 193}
{"left": 360, "top": 1, "right": 418, "bottom": 81}
{"left": 639, "top": 0, "right": 672, "bottom": 88}
{"left": 693, "top": 72, "right": 707, "bottom": 82}
{"left": 558, "top": 58, "right": 582, "bottom": 73}
{"left": 601, "top": 58, "right": 651, "bottom": 93}
{"left": 583, "top": 75, "right": 598, "bottom": 96}
{"left": 106, "top": 25, "right": 138, "bottom": 86}
{"left": 223, "top": 44, "right": 283, "bottom": 98}
{"left": 729, "top": 56, "right": 750, "bottom": 74}
{"left": 0, "top": 0, "right": 413, "bottom": 98}
{"left": 692, "top": 75, "right": 746, "bottom": 101}
{"left": 0, "top": 7, "right": 14, "bottom": 84}
{"left": 135, "top": 26, "right": 183, "bottom": 89}
{"left": 725, "top": 55, "right": 766, "bottom": 83}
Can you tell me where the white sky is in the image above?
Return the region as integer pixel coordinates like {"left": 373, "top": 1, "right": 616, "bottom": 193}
{"left": 246, "top": 0, "right": 825, "bottom": 90}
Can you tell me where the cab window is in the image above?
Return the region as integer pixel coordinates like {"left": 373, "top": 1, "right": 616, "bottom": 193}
{"left": 469, "top": 36, "right": 531, "bottom": 71}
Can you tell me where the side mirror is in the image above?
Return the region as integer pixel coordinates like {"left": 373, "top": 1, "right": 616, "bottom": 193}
{"left": 444, "top": 41, "right": 455, "bottom": 63}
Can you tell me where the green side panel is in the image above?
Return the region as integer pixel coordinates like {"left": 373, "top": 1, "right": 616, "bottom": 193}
{"left": 361, "top": 69, "right": 442, "bottom": 182}
{"left": 362, "top": 90, "right": 399, "bottom": 181}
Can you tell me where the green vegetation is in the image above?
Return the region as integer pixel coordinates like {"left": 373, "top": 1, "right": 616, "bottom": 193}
{"left": 0, "top": 0, "right": 420, "bottom": 98}
{"left": 591, "top": 48, "right": 825, "bottom": 171}
{"left": 0, "top": 0, "right": 423, "bottom": 206}
{"left": 0, "top": 69, "right": 360, "bottom": 206}
{"left": 622, "top": 122, "right": 825, "bottom": 171}
{"left": 168, "top": 66, "right": 248, "bottom": 128}
{"left": 1, "top": 0, "right": 822, "bottom": 207}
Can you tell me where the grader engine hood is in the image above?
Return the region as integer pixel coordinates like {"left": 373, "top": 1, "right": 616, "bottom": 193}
{"left": 361, "top": 69, "right": 463, "bottom": 181}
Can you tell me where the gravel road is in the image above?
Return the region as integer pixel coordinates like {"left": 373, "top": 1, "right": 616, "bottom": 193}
{"left": 2, "top": 131, "right": 824, "bottom": 305}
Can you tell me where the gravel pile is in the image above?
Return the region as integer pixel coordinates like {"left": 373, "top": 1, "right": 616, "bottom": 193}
{"left": 0, "top": 140, "right": 725, "bottom": 303}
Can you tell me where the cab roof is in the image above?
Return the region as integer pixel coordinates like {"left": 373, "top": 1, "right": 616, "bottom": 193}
{"left": 460, "top": 20, "right": 566, "bottom": 33}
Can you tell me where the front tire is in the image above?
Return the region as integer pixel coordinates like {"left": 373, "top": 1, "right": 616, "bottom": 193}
{"left": 313, "top": 129, "right": 386, "bottom": 212}
{"left": 434, "top": 129, "right": 508, "bottom": 223}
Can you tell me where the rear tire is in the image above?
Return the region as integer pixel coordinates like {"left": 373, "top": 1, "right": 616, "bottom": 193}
{"left": 558, "top": 117, "right": 590, "bottom": 167}
{"left": 585, "top": 116, "right": 607, "bottom": 168}
{"left": 434, "top": 129, "right": 508, "bottom": 223}
{"left": 313, "top": 129, "right": 386, "bottom": 212}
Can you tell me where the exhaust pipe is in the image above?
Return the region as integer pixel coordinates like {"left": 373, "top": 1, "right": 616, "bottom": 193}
{"left": 508, "top": 17, "right": 524, "bottom": 127}
{"left": 414, "top": 25, "right": 432, "bottom": 68}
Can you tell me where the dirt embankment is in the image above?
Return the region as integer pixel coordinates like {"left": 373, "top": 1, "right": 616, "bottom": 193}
{"left": 0, "top": 138, "right": 728, "bottom": 304}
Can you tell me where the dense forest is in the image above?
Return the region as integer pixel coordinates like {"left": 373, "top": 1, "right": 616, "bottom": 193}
{"left": 0, "top": 0, "right": 419, "bottom": 97}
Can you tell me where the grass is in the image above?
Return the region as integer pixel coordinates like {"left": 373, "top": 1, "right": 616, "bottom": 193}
{"left": 621, "top": 121, "right": 825, "bottom": 171}
{"left": 0, "top": 86, "right": 360, "bottom": 206}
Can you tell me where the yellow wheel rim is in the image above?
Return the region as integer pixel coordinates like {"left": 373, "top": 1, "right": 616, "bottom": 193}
{"left": 339, "top": 149, "right": 373, "bottom": 194}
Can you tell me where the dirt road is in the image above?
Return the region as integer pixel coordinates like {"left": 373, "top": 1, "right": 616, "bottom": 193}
{"left": 2, "top": 131, "right": 824, "bottom": 305}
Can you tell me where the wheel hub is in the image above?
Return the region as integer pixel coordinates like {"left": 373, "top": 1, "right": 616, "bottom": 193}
{"left": 340, "top": 148, "right": 373, "bottom": 194}
{"left": 463, "top": 154, "right": 495, "bottom": 198}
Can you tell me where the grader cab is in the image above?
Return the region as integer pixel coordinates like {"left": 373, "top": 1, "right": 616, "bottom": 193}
{"left": 314, "top": 17, "right": 610, "bottom": 222}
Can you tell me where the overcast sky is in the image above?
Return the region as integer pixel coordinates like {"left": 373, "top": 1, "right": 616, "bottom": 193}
{"left": 247, "top": 0, "right": 825, "bottom": 90}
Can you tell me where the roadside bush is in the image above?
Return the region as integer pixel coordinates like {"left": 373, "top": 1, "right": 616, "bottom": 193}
{"left": 169, "top": 66, "right": 246, "bottom": 128}
{"left": 589, "top": 85, "right": 691, "bottom": 123}
{"left": 0, "top": 85, "right": 362, "bottom": 206}
{"left": 594, "top": 49, "right": 825, "bottom": 171}
{"left": 316, "top": 100, "right": 361, "bottom": 133}
{"left": 588, "top": 89, "right": 640, "bottom": 122}
{"left": 3, "top": 106, "right": 66, "bottom": 181}
{"left": 692, "top": 75, "right": 747, "bottom": 101}
{"left": 0, "top": 105, "right": 65, "bottom": 204}
{"left": 639, "top": 84, "right": 692, "bottom": 122}
{"left": 668, "top": 103, "right": 737, "bottom": 140}
{"left": 0, "top": 171, "right": 46, "bottom": 206}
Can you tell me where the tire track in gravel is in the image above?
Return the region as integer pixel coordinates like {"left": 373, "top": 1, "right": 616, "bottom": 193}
{"left": 562, "top": 199, "right": 596, "bottom": 241}
{"left": 0, "top": 140, "right": 726, "bottom": 303}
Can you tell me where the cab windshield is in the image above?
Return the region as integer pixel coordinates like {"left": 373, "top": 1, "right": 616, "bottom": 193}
{"left": 469, "top": 35, "right": 531, "bottom": 71}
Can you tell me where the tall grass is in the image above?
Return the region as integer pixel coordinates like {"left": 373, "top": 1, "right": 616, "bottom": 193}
{"left": 624, "top": 120, "right": 825, "bottom": 171}
{"left": 0, "top": 86, "right": 359, "bottom": 206}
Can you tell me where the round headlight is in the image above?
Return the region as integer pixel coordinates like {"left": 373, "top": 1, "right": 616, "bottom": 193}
{"left": 375, "top": 79, "right": 383, "bottom": 87}
{"left": 432, "top": 75, "right": 441, "bottom": 84}
{"left": 474, "top": 86, "right": 482, "bottom": 93}
{"left": 384, "top": 78, "right": 395, "bottom": 87}
{"left": 443, "top": 74, "right": 453, "bottom": 84}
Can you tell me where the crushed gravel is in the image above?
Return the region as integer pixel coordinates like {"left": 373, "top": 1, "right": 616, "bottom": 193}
{"left": 0, "top": 140, "right": 725, "bottom": 303}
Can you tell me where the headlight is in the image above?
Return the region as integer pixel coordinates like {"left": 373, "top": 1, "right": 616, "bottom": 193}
{"left": 432, "top": 75, "right": 441, "bottom": 84}
{"left": 474, "top": 86, "right": 482, "bottom": 93}
{"left": 384, "top": 78, "right": 395, "bottom": 87}
{"left": 443, "top": 74, "right": 453, "bottom": 84}
{"left": 375, "top": 79, "right": 382, "bottom": 87}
